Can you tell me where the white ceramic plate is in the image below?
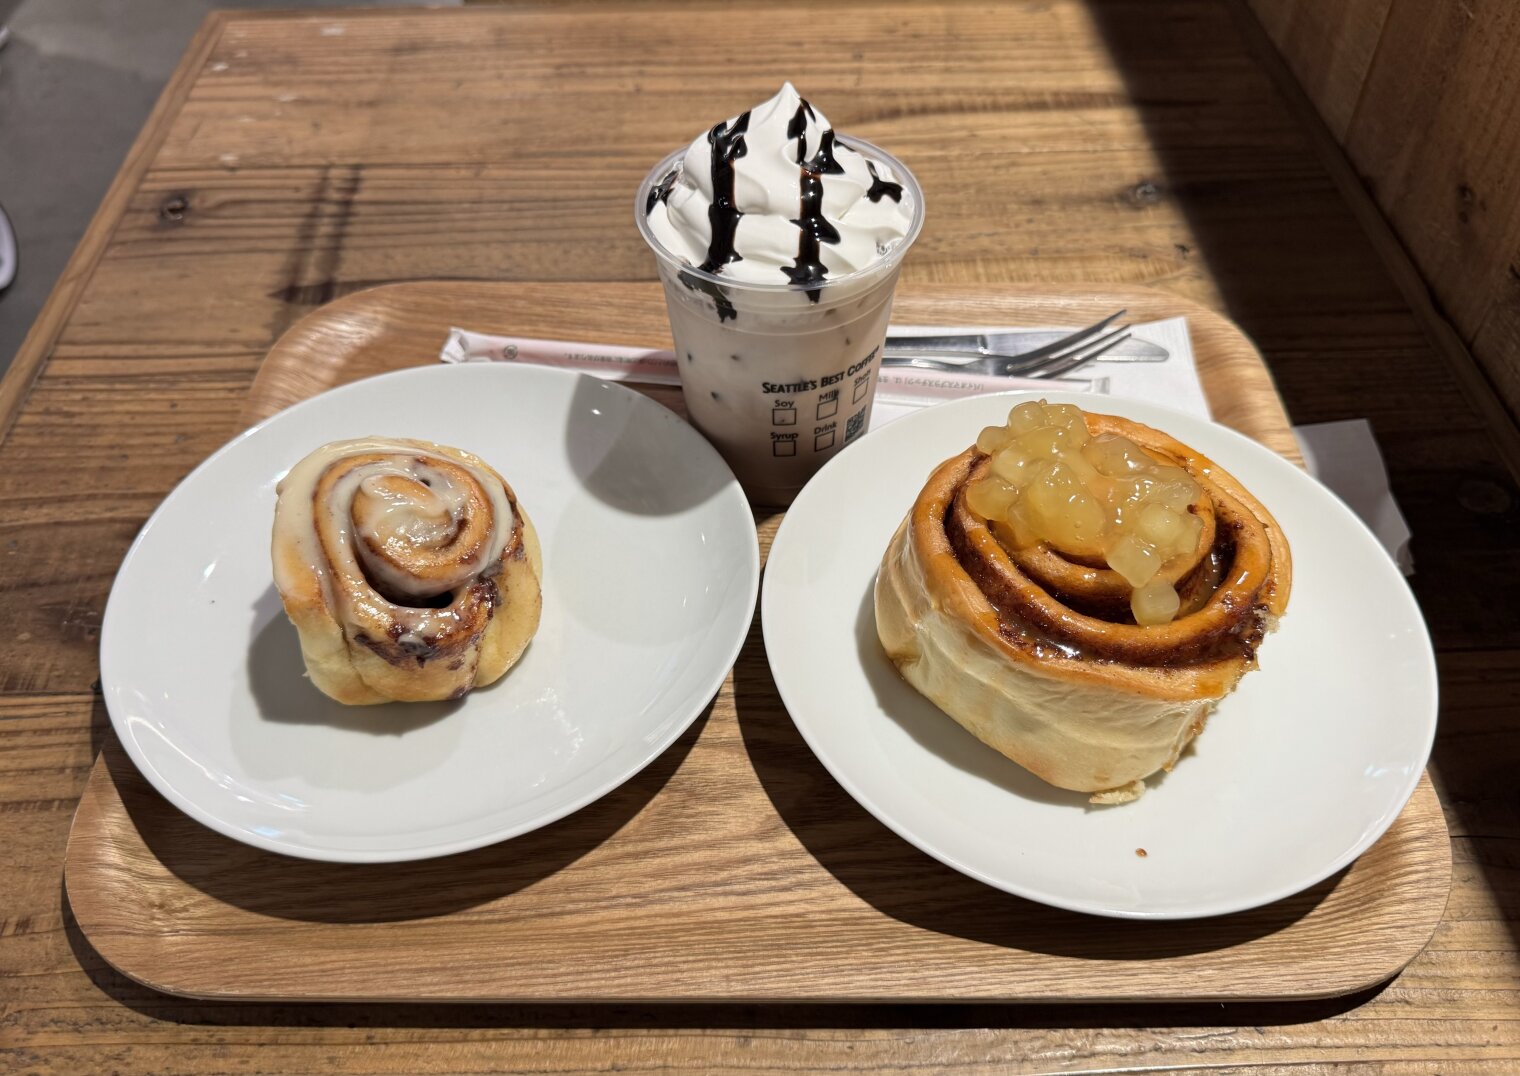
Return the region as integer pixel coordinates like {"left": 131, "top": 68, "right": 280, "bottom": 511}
{"left": 101, "top": 364, "right": 759, "bottom": 863}
{"left": 763, "top": 391, "right": 1437, "bottom": 919}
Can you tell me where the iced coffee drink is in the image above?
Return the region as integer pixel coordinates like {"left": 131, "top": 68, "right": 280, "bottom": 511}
{"left": 636, "top": 83, "right": 923, "bottom": 505}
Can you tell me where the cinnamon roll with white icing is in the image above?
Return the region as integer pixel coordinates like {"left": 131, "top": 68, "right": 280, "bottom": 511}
{"left": 272, "top": 437, "right": 542, "bottom": 705}
{"left": 875, "top": 401, "right": 1290, "bottom": 802}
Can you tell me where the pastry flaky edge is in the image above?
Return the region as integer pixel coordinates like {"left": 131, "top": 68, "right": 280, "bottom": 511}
{"left": 273, "top": 442, "right": 543, "bottom": 706}
{"left": 873, "top": 417, "right": 1291, "bottom": 803}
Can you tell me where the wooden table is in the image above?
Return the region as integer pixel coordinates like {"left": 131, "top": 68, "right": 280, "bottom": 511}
{"left": 3, "top": 3, "right": 1516, "bottom": 1072}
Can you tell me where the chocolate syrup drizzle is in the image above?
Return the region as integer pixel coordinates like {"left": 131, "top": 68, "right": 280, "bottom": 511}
{"left": 784, "top": 100, "right": 846, "bottom": 301}
{"left": 650, "top": 96, "right": 906, "bottom": 315}
{"left": 645, "top": 169, "right": 678, "bottom": 214}
{"left": 785, "top": 97, "right": 817, "bottom": 147}
{"left": 865, "top": 160, "right": 904, "bottom": 204}
{"left": 673, "top": 110, "right": 752, "bottom": 322}
{"left": 698, "top": 111, "right": 751, "bottom": 275}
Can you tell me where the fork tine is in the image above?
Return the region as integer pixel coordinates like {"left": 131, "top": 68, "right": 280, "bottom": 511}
{"left": 881, "top": 310, "right": 1128, "bottom": 369}
{"left": 982, "top": 308, "right": 1127, "bottom": 368}
{"left": 1007, "top": 321, "right": 1129, "bottom": 375}
{"left": 984, "top": 312, "right": 1129, "bottom": 375}
{"left": 1021, "top": 329, "right": 1133, "bottom": 379}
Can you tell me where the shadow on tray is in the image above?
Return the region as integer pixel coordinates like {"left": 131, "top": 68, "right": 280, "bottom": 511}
{"left": 85, "top": 700, "right": 708, "bottom": 925}
{"left": 730, "top": 594, "right": 1342, "bottom": 965}
{"left": 64, "top": 618, "right": 1390, "bottom": 1033}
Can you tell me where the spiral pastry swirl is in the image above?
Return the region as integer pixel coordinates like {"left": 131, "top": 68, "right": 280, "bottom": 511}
{"left": 272, "top": 437, "right": 542, "bottom": 705}
{"left": 875, "top": 408, "right": 1290, "bottom": 802}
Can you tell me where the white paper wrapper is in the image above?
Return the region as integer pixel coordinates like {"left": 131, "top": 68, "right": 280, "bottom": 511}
{"left": 1295, "top": 419, "right": 1414, "bottom": 574}
{"left": 440, "top": 326, "right": 1115, "bottom": 425}
{"left": 438, "top": 320, "right": 1213, "bottom": 427}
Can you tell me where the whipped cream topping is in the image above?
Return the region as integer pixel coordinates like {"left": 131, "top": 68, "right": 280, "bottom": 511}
{"left": 645, "top": 83, "right": 915, "bottom": 291}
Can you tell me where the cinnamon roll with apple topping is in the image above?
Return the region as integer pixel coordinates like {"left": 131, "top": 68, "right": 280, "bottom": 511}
{"left": 875, "top": 401, "right": 1290, "bottom": 802}
{"left": 272, "top": 437, "right": 542, "bottom": 705}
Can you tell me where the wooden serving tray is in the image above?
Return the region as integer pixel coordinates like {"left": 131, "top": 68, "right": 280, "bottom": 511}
{"left": 65, "top": 283, "right": 1451, "bottom": 1003}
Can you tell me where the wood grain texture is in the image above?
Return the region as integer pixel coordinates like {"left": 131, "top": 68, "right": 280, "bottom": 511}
{"left": 65, "top": 745, "right": 1451, "bottom": 1004}
{"left": 2, "top": 1, "right": 1518, "bottom": 1072}
{"left": 1244, "top": 0, "right": 1392, "bottom": 141}
{"left": 1345, "top": 1, "right": 1520, "bottom": 420}
{"left": 1228, "top": 0, "right": 1520, "bottom": 493}
{"left": 62, "top": 280, "right": 1448, "bottom": 1004}
{"left": 0, "top": 16, "right": 230, "bottom": 444}
{"left": 1246, "top": 0, "right": 1520, "bottom": 422}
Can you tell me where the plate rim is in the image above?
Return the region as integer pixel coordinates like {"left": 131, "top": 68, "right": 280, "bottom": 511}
{"left": 100, "top": 362, "right": 761, "bottom": 864}
{"left": 762, "top": 389, "right": 1438, "bottom": 920}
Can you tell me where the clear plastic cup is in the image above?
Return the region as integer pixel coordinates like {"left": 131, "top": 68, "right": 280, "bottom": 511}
{"left": 635, "top": 137, "right": 925, "bottom": 506}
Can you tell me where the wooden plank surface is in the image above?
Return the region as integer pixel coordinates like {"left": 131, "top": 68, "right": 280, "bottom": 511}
{"left": 2, "top": 1, "right": 1519, "bottom": 1072}
{"left": 1246, "top": 0, "right": 1520, "bottom": 423}
{"left": 61, "top": 280, "right": 1448, "bottom": 1005}
{"left": 1243, "top": 0, "right": 1393, "bottom": 141}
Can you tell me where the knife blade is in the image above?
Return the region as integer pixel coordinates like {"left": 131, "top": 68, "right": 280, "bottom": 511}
{"left": 883, "top": 329, "right": 1168, "bottom": 362}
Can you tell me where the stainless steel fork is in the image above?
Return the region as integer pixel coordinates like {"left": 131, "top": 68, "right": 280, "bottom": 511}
{"left": 879, "top": 310, "right": 1132, "bottom": 378}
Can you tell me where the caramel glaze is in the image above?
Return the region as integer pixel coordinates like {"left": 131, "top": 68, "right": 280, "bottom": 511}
{"left": 942, "top": 435, "right": 1282, "bottom": 668}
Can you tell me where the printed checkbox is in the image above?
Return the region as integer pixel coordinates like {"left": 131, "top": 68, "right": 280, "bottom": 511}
{"left": 772, "top": 404, "right": 797, "bottom": 426}
{"left": 852, "top": 377, "right": 870, "bottom": 404}
{"left": 814, "top": 429, "right": 836, "bottom": 452}
{"left": 772, "top": 439, "right": 797, "bottom": 457}
{"left": 816, "top": 395, "right": 839, "bottom": 420}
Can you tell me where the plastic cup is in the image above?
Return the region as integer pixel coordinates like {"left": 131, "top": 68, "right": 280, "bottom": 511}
{"left": 635, "top": 137, "right": 924, "bottom": 506}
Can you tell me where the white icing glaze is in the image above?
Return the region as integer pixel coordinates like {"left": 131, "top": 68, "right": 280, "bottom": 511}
{"left": 273, "top": 437, "right": 515, "bottom": 639}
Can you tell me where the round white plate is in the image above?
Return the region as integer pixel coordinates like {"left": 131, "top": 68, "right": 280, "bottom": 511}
{"left": 763, "top": 391, "right": 1437, "bottom": 919}
{"left": 101, "top": 363, "right": 759, "bottom": 863}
